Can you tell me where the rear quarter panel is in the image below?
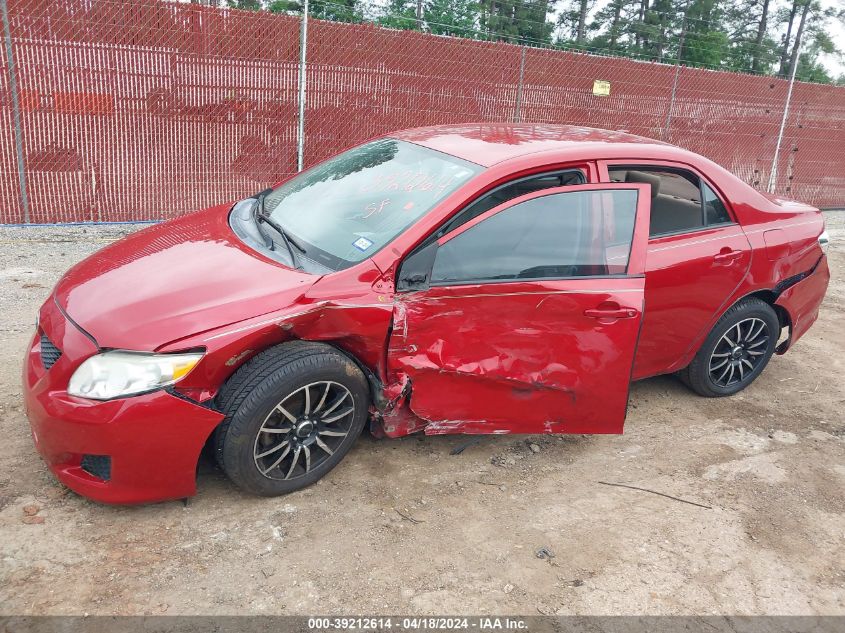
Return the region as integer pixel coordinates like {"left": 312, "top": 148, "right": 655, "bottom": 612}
{"left": 775, "top": 256, "right": 830, "bottom": 347}
{"left": 680, "top": 200, "right": 827, "bottom": 367}
{"left": 742, "top": 205, "right": 825, "bottom": 294}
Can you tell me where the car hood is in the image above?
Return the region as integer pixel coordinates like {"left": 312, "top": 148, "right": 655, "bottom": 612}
{"left": 54, "top": 204, "right": 317, "bottom": 350}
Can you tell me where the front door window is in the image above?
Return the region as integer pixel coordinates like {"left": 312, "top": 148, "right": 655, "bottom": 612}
{"left": 430, "top": 189, "right": 637, "bottom": 284}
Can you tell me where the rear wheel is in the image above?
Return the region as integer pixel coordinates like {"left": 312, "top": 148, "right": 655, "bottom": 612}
{"left": 683, "top": 298, "right": 779, "bottom": 397}
{"left": 214, "top": 342, "right": 369, "bottom": 496}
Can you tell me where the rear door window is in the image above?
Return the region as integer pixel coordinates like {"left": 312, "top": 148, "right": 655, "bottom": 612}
{"left": 608, "top": 166, "right": 732, "bottom": 236}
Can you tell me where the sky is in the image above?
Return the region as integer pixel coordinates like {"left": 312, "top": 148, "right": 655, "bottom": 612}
{"left": 819, "top": 0, "right": 845, "bottom": 77}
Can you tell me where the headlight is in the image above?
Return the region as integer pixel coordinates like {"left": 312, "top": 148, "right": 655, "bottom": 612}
{"left": 68, "top": 351, "right": 203, "bottom": 400}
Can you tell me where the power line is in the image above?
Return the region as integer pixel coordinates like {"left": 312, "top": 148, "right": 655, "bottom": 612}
{"left": 309, "top": 0, "right": 792, "bottom": 75}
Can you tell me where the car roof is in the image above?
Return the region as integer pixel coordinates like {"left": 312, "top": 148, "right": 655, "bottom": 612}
{"left": 390, "top": 123, "right": 675, "bottom": 167}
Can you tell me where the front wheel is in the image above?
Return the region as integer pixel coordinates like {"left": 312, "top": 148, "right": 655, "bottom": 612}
{"left": 214, "top": 342, "right": 369, "bottom": 496}
{"left": 682, "top": 298, "right": 779, "bottom": 397}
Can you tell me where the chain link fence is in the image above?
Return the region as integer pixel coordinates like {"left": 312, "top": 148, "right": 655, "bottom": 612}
{"left": 0, "top": 0, "right": 843, "bottom": 224}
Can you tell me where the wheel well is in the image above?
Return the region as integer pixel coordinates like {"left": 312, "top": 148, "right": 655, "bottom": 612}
{"left": 321, "top": 342, "right": 387, "bottom": 409}
{"left": 741, "top": 290, "right": 794, "bottom": 354}
{"left": 679, "top": 290, "right": 793, "bottom": 372}
{"left": 742, "top": 290, "right": 791, "bottom": 331}
{"left": 210, "top": 339, "right": 385, "bottom": 416}
{"left": 198, "top": 338, "right": 384, "bottom": 491}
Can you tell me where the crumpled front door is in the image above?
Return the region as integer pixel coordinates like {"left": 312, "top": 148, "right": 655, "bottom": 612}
{"left": 387, "top": 183, "right": 652, "bottom": 435}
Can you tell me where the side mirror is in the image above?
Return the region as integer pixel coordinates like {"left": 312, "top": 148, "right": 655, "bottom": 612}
{"left": 396, "top": 242, "right": 438, "bottom": 292}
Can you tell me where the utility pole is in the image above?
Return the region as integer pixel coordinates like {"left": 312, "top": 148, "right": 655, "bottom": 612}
{"left": 1, "top": 0, "right": 29, "bottom": 222}
{"left": 769, "top": 35, "right": 802, "bottom": 193}
{"left": 662, "top": 10, "right": 688, "bottom": 141}
{"left": 296, "top": 0, "right": 309, "bottom": 172}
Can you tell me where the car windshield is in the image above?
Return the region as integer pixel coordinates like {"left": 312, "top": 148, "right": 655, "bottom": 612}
{"left": 262, "top": 139, "right": 482, "bottom": 271}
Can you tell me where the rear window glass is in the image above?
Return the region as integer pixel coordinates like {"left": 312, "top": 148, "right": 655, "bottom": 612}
{"left": 702, "top": 182, "right": 731, "bottom": 224}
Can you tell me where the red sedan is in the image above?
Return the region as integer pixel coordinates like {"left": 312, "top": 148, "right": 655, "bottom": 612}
{"left": 23, "top": 124, "right": 830, "bottom": 504}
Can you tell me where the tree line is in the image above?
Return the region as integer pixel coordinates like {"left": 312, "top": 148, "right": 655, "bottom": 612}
{"left": 221, "top": 0, "right": 844, "bottom": 84}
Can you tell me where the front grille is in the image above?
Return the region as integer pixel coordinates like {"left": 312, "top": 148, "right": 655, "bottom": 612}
{"left": 40, "top": 333, "right": 62, "bottom": 370}
{"left": 81, "top": 455, "right": 111, "bottom": 481}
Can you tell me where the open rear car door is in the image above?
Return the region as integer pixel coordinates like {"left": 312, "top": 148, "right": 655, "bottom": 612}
{"left": 387, "top": 183, "right": 652, "bottom": 435}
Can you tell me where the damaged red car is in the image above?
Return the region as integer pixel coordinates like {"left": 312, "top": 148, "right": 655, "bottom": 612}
{"left": 23, "top": 124, "right": 830, "bottom": 504}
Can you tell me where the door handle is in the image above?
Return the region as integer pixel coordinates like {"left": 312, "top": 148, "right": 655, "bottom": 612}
{"left": 714, "top": 248, "right": 742, "bottom": 264}
{"left": 584, "top": 306, "right": 638, "bottom": 319}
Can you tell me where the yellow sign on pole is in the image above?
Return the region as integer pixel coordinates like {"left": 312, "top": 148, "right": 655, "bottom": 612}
{"left": 593, "top": 80, "right": 611, "bottom": 96}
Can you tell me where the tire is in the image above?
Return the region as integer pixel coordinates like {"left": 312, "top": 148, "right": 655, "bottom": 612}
{"left": 683, "top": 298, "right": 779, "bottom": 397}
{"left": 213, "top": 341, "right": 369, "bottom": 496}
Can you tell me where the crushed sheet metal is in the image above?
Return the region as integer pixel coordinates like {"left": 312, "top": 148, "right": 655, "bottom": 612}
{"left": 384, "top": 279, "right": 646, "bottom": 435}
{"left": 204, "top": 302, "right": 388, "bottom": 342}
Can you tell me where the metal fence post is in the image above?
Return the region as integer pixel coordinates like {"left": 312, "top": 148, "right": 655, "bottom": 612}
{"left": 513, "top": 45, "right": 526, "bottom": 124}
{"left": 296, "top": 0, "right": 309, "bottom": 173}
{"left": 1, "top": 0, "right": 29, "bottom": 223}
{"left": 663, "top": 65, "right": 681, "bottom": 141}
{"left": 662, "top": 12, "right": 687, "bottom": 141}
{"left": 769, "top": 46, "right": 801, "bottom": 194}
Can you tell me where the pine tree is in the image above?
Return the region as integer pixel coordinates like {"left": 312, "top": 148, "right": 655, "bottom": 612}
{"left": 233, "top": 0, "right": 845, "bottom": 84}
{"left": 680, "top": 0, "right": 729, "bottom": 67}
{"left": 426, "top": 0, "right": 481, "bottom": 37}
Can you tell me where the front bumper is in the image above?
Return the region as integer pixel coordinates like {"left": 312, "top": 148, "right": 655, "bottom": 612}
{"left": 22, "top": 298, "right": 224, "bottom": 504}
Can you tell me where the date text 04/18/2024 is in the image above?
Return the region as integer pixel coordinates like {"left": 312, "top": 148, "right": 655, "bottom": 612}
{"left": 307, "top": 618, "right": 529, "bottom": 630}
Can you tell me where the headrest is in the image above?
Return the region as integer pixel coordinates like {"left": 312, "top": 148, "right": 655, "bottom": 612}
{"left": 625, "top": 170, "right": 660, "bottom": 198}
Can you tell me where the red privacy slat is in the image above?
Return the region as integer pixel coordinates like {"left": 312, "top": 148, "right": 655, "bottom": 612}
{"left": 0, "top": 0, "right": 843, "bottom": 223}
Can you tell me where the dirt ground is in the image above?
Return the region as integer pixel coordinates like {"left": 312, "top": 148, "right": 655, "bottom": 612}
{"left": 0, "top": 213, "right": 843, "bottom": 616}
